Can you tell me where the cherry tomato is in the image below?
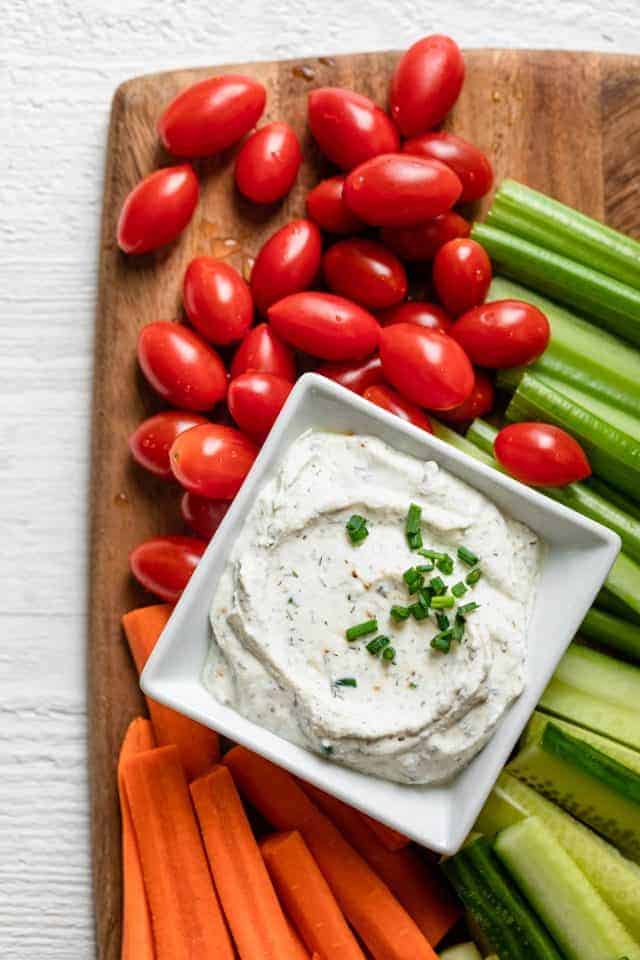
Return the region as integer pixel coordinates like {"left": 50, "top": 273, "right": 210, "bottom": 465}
{"left": 316, "top": 355, "right": 384, "bottom": 394}
{"left": 183, "top": 257, "right": 253, "bottom": 345}
{"left": 170, "top": 423, "right": 258, "bottom": 499}
{"left": 390, "top": 35, "right": 465, "bottom": 136}
{"left": 129, "top": 411, "right": 209, "bottom": 478}
{"left": 235, "top": 122, "right": 302, "bottom": 204}
{"left": 306, "top": 176, "right": 364, "bottom": 234}
{"left": 268, "top": 292, "right": 380, "bottom": 361}
{"left": 228, "top": 372, "right": 293, "bottom": 441}
{"left": 137, "top": 322, "right": 227, "bottom": 411}
{"left": 307, "top": 87, "right": 400, "bottom": 171}
{"left": 403, "top": 132, "right": 493, "bottom": 202}
{"left": 343, "top": 154, "right": 461, "bottom": 228}
{"left": 181, "top": 492, "right": 230, "bottom": 540}
{"left": 158, "top": 74, "right": 266, "bottom": 157}
{"left": 379, "top": 322, "right": 474, "bottom": 410}
{"left": 250, "top": 219, "right": 322, "bottom": 315}
{"left": 438, "top": 371, "right": 495, "bottom": 424}
{"left": 117, "top": 165, "right": 198, "bottom": 255}
{"left": 364, "top": 384, "right": 433, "bottom": 432}
{"left": 433, "top": 238, "right": 492, "bottom": 316}
{"left": 451, "top": 300, "right": 551, "bottom": 368}
{"left": 378, "top": 301, "right": 452, "bottom": 334}
{"left": 494, "top": 422, "right": 591, "bottom": 486}
{"left": 130, "top": 536, "right": 207, "bottom": 601}
{"left": 380, "top": 211, "right": 470, "bottom": 262}
{"left": 230, "top": 322, "right": 296, "bottom": 381}
{"left": 322, "top": 239, "right": 408, "bottom": 310}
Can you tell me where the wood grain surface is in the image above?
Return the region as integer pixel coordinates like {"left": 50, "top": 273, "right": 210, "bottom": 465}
{"left": 89, "top": 49, "right": 640, "bottom": 959}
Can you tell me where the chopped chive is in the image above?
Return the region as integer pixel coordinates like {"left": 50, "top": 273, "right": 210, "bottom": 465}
{"left": 416, "top": 561, "right": 435, "bottom": 573}
{"left": 406, "top": 503, "right": 422, "bottom": 534}
{"left": 431, "top": 594, "right": 455, "bottom": 610}
{"left": 436, "top": 612, "right": 450, "bottom": 631}
{"left": 409, "top": 681, "right": 418, "bottom": 689}
{"left": 436, "top": 555, "right": 454, "bottom": 575}
{"left": 407, "top": 530, "right": 423, "bottom": 550}
{"left": 419, "top": 548, "right": 447, "bottom": 561}
{"left": 409, "top": 601, "right": 429, "bottom": 621}
{"left": 458, "top": 601, "right": 480, "bottom": 616}
{"left": 431, "top": 629, "right": 453, "bottom": 653}
{"left": 335, "top": 677, "right": 357, "bottom": 687}
{"left": 452, "top": 619, "right": 465, "bottom": 643}
{"left": 403, "top": 567, "right": 424, "bottom": 593}
{"left": 466, "top": 568, "right": 482, "bottom": 586}
{"left": 366, "top": 635, "right": 390, "bottom": 656}
{"left": 390, "top": 604, "right": 411, "bottom": 622}
{"left": 429, "top": 576, "right": 446, "bottom": 595}
{"left": 451, "top": 581, "right": 468, "bottom": 598}
{"left": 346, "top": 619, "right": 378, "bottom": 641}
{"left": 346, "top": 514, "right": 369, "bottom": 544}
{"left": 322, "top": 743, "right": 333, "bottom": 755}
{"left": 458, "top": 546, "right": 479, "bottom": 566}
{"left": 417, "top": 588, "right": 432, "bottom": 609}
{"left": 382, "top": 646, "right": 396, "bottom": 662}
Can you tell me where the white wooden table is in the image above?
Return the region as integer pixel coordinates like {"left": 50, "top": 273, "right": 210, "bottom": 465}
{"left": 2, "top": 1, "right": 636, "bottom": 955}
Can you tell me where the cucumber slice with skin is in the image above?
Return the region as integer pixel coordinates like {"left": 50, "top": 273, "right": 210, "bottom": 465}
{"left": 521, "top": 711, "right": 640, "bottom": 773}
{"left": 476, "top": 771, "right": 640, "bottom": 941}
{"left": 509, "top": 716, "right": 640, "bottom": 860}
{"left": 540, "top": 678, "right": 640, "bottom": 751}
{"left": 494, "top": 817, "right": 640, "bottom": 960}
{"left": 580, "top": 608, "right": 640, "bottom": 662}
{"left": 438, "top": 944, "right": 482, "bottom": 960}
{"left": 442, "top": 856, "right": 521, "bottom": 959}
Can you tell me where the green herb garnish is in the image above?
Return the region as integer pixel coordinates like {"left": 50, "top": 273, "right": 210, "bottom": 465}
{"left": 406, "top": 503, "right": 423, "bottom": 550}
{"left": 429, "top": 576, "right": 446, "bottom": 595}
{"left": 382, "top": 646, "right": 396, "bottom": 662}
{"left": 418, "top": 548, "right": 447, "bottom": 561}
{"left": 458, "top": 546, "right": 479, "bottom": 566}
{"left": 416, "top": 561, "right": 434, "bottom": 573}
{"left": 366, "top": 635, "right": 390, "bottom": 656}
{"left": 431, "top": 629, "right": 453, "bottom": 653}
{"left": 436, "top": 612, "right": 450, "bottom": 631}
{"left": 451, "top": 581, "right": 467, "bottom": 598}
{"left": 346, "top": 619, "right": 378, "bottom": 641}
{"left": 335, "top": 677, "right": 357, "bottom": 687}
{"left": 409, "top": 601, "right": 429, "bottom": 621}
{"left": 390, "top": 604, "right": 411, "bottom": 622}
{"left": 458, "top": 601, "right": 480, "bottom": 616}
{"left": 466, "top": 568, "right": 482, "bottom": 586}
{"left": 452, "top": 619, "right": 465, "bottom": 643}
{"left": 403, "top": 567, "right": 424, "bottom": 593}
{"left": 436, "top": 555, "right": 454, "bottom": 575}
{"left": 431, "top": 594, "right": 455, "bottom": 610}
{"left": 346, "top": 514, "right": 369, "bottom": 544}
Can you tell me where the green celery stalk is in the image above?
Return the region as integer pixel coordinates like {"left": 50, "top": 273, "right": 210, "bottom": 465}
{"left": 586, "top": 478, "right": 640, "bottom": 522}
{"left": 505, "top": 371, "right": 640, "bottom": 502}
{"left": 487, "top": 276, "right": 640, "bottom": 417}
{"left": 488, "top": 180, "right": 640, "bottom": 290}
{"left": 472, "top": 223, "right": 640, "bottom": 346}
{"left": 466, "top": 418, "right": 640, "bottom": 563}
{"left": 430, "top": 418, "right": 496, "bottom": 466}
{"left": 580, "top": 608, "right": 640, "bottom": 662}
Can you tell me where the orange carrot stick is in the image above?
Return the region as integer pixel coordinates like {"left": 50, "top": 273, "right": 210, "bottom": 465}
{"left": 223, "top": 746, "right": 437, "bottom": 960}
{"left": 122, "top": 605, "right": 219, "bottom": 779}
{"left": 301, "top": 782, "right": 460, "bottom": 946}
{"left": 118, "top": 718, "right": 156, "bottom": 960}
{"left": 190, "top": 765, "right": 300, "bottom": 960}
{"left": 287, "top": 918, "right": 312, "bottom": 960}
{"left": 360, "top": 813, "right": 410, "bottom": 852}
{"left": 122, "top": 745, "right": 234, "bottom": 960}
{"left": 261, "top": 830, "right": 366, "bottom": 960}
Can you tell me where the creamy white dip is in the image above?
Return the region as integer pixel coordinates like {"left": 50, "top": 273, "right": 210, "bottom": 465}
{"left": 204, "top": 432, "right": 542, "bottom": 784}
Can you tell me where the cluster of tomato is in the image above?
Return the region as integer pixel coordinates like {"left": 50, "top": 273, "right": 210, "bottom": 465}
{"left": 120, "top": 35, "right": 590, "bottom": 603}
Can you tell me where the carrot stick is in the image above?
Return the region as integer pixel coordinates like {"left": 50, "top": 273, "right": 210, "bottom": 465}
{"left": 190, "top": 765, "right": 300, "bottom": 960}
{"left": 359, "top": 813, "right": 410, "bottom": 852}
{"left": 122, "top": 745, "right": 234, "bottom": 960}
{"left": 118, "top": 718, "right": 156, "bottom": 960}
{"left": 122, "top": 605, "right": 220, "bottom": 779}
{"left": 301, "top": 782, "right": 460, "bottom": 946}
{"left": 287, "top": 918, "right": 312, "bottom": 960}
{"left": 223, "top": 746, "right": 437, "bottom": 960}
{"left": 261, "top": 830, "right": 366, "bottom": 960}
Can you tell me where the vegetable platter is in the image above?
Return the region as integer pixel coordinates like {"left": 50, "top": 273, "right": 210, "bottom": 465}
{"left": 89, "top": 47, "right": 640, "bottom": 959}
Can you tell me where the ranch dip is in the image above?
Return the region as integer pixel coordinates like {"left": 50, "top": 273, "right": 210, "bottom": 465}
{"left": 204, "top": 432, "right": 542, "bottom": 784}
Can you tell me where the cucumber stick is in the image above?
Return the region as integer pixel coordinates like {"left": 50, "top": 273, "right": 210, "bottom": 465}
{"left": 494, "top": 817, "right": 640, "bottom": 960}
{"left": 539, "top": 644, "right": 640, "bottom": 750}
{"left": 506, "top": 371, "right": 640, "bottom": 501}
{"left": 475, "top": 771, "right": 640, "bottom": 941}
{"left": 472, "top": 222, "right": 640, "bottom": 346}
{"left": 509, "top": 715, "right": 640, "bottom": 860}
{"left": 580, "top": 608, "right": 640, "bottom": 662}
{"left": 488, "top": 181, "right": 640, "bottom": 290}
{"left": 438, "top": 944, "right": 482, "bottom": 960}
{"left": 442, "top": 838, "right": 562, "bottom": 959}
{"left": 520, "top": 712, "right": 640, "bottom": 772}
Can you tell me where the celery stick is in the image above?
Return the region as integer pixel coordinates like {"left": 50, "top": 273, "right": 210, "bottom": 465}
{"left": 580, "top": 608, "right": 640, "bottom": 662}
{"left": 597, "top": 581, "right": 640, "bottom": 625}
{"left": 587, "top": 477, "right": 640, "bottom": 521}
{"left": 465, "top": 419, "right": 498, "bottom": 456}
{"left": 430, "top": 418, "right": 496, "bottom": 466}
{"left": 488, "top": 180, "right": 640, "bottom": 290}
{"left": 506, "top": 371, "right": 640, "bottom": 501}
{"left": 473, "top": 223, "right": 640, "bottom": 346}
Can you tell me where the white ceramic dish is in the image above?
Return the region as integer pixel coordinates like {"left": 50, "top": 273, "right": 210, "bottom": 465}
{"left": 141, "top": 373, "right": 620, "bottom": 854}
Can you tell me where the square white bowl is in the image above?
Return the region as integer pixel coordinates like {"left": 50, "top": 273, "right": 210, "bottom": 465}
{"left": 141, "top": 373, "right": 620, "bottom": 854}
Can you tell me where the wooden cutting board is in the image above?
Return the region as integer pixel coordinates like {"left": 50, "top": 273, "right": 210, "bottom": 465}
{"left": 89, "top": 48, "right": 640, "bottom": 958}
